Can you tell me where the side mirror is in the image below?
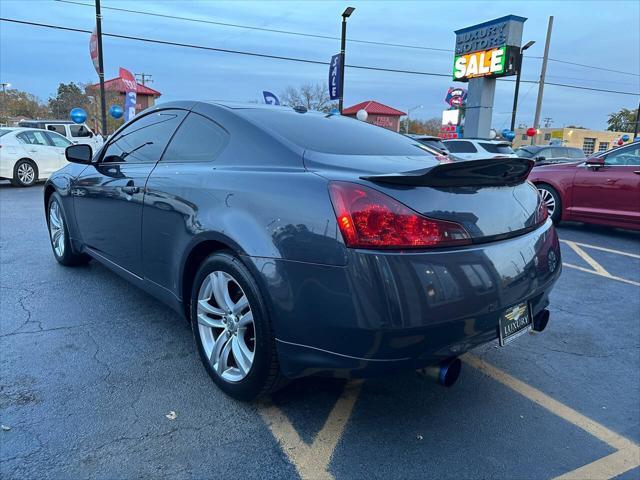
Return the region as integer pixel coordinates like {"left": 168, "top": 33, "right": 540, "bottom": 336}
{"left": 65, "top": 144, "right": 93, "bottom": 164}
{"left": 585, "top": 156, "right": 604, "bottom": 169}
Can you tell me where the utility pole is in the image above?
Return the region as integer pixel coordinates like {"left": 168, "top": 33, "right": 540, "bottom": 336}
{"left": 532, "top": 15, "right": 553, "bottom": 145}
{"left": 95, "top": 0, "right": 108, "bottom": 137}
{"left": 135, "top": 73, "right": 153, "bottom": 86}
{"left": 543, "top": 117, "right": 553, "bottom": 128}
{"left": 634, "top": 100, "right": 640, "bottom": 140}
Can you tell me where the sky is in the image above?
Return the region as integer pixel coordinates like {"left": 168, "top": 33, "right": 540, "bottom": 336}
{"left": 1, "top": 0, "right": 639, "bottom": 130}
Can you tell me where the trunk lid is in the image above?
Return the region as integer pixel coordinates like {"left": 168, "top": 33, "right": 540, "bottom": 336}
{"left": 304, "top": 152, "right": 541, "bottom": 241}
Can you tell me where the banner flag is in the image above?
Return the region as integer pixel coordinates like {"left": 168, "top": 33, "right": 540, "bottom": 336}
{"left": 328, "top": 53, "right": 343, "bottom": 100}
{"left": 120, "top": 68, "right": 137, "bottom": 122}
{"left": 263, "top": 91, "right": 280, "bottom": 105}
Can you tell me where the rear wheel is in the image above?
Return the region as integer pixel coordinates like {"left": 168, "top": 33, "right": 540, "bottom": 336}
{"left": 191, "top": 252, "right": 284, "bottom": 401}
{"left": 48, "top": 193, "right": 91, "bottom": 266}
{"left": 537, "top": 184, "right": 561, "bottom": 224}
{"left": 11, "top": 159, "right": 38, "bottom": 187}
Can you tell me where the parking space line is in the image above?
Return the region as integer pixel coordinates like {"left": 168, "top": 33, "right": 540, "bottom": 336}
{"left": 259, "top": 380, "right": 363, "bottom": 480}
{"left": 563, "top": 240, "right": 611, "bottom": 276}
{"left": 554, "top": 448, "right": 640, "bottom": 480}
{"left": 563, "top": 262, "right": 640, "bottom": 287}
{"left": 560, "top": 240, "right": 640, "bottom": 260}
{"left": 464, "top": 354, "right": 640, "bottom": 479}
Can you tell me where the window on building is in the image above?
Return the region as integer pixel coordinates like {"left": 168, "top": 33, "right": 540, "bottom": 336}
{"left": 582, "top": 137, "right": 596, "bottom": 156}
{"left": 521, "top": 134, "right": 527, "bottom": 140}
{"left": 598, "top": 142, "right": 609, "bottom": 152}
{"left": 544, "top": 133, "right": 551, "bottom": 141}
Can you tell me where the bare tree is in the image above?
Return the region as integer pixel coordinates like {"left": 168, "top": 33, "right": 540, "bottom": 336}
{"left": 279, "top": 83, "right": 337, "bottom": 113}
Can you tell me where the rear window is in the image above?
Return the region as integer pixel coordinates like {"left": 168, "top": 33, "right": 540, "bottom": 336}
{"left": 445, "top": 141, "right": 478, "bottom": 153}
{"left": 479, "top": 142, "right": 514, "bottom": 154}
{"left": 240, "top": 109, "right": 431, "bottom": 156}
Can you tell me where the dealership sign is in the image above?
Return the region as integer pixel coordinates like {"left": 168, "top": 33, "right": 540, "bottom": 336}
{"left": 453, "top": 15, "right": 525, "bottom": 82}
{"left": 445, "top": 87, "right": 467, "bottom": 107}
{"left": 328, "top": 53, "right": 343, "bottom": 101}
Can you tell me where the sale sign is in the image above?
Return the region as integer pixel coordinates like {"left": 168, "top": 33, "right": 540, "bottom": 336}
{"left": 89, "top": 28, "right": 99, "bottom": 74}
{"left": 453, "top": 46, "right": 509, "bottom": 81}
{"left": 119, "top": 68, "right": 137, "bottom": 122}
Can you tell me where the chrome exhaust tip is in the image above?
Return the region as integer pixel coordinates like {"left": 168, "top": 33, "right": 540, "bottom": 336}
{"left": 532, "top": 309, "right": 550, "bottom": 333}
{"left": 420, "top": 357, "right": 462, "bottom": 387}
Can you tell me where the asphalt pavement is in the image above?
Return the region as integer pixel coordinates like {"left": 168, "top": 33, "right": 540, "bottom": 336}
{"left": 1, "top": 182, "right": 639, "bottom": 479}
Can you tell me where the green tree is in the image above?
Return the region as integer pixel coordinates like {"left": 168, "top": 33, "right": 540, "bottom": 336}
{"left": 0, "top": 88, "right": 49, "bottom": 123}
{"left": 606, "top": 108, "right": 637, "bottom": 132}
{"left": 400, "top": 117, "right": 441, "bottom": 135}
{"left": 48, "top": 82, "right": 90, "bottom": 119}
{"left": 279, "top": 83, "right": 337, "bottom": 113}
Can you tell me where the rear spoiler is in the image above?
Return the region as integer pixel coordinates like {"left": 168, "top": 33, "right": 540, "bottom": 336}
{"left": 361, "top": 157, "right": 535, "bottom": 188}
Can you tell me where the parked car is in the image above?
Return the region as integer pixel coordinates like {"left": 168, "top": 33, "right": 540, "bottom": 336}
{"left": 45, "top": 102, "right": 560, "bottom": 400}
{"left": 406, "top": 134, "right": 450, "bottom": 156}
{"left": 444, "top": 139, "right": 517, "bottom": 160}
{"left": 0, "top": 127, "right": 72, "bottom": 186}
{"left": 516, "top": 145, "right": 586, "bottom": 165}
{"left": 528, "top": 141, "right": 640, "bottom": 228}
{"left": 18, "top": 119, "right": 104, "bottom": 151}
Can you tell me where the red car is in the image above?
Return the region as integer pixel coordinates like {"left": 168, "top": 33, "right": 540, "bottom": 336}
{"left": 528, "top": 141, "right": 640, "bottom": 230}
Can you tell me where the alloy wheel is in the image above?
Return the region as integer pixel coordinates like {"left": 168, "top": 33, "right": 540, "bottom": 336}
{"left": 17, "top": 162, "right": 35, "bottom": 185}
{"left": 538, "top": 187, "right": 556, "bottom": 216}
{"left": 197, "top": 270, "right": 255, "bottom": 382}
{"left": 49, "top": 201, "right": 65, "bottom": 257}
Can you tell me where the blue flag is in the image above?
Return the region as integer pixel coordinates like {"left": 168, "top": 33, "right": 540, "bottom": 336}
{"left": 328, "top": 53, "right": 343, "bottom": 100}
{"left": 263, "top": 91, "right": 280, "bottom": 105}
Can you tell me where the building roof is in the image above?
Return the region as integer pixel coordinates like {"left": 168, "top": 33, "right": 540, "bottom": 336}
{"left": 342, "top": 101, "right": 406, "bottom": 116}
{"left": 87, "top": 77, "right": 162, "bottom": 97}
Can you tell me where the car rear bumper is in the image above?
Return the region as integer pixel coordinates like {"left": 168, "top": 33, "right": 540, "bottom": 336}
{"left": 246, "top": 219, "right": 561, "bottom": 378}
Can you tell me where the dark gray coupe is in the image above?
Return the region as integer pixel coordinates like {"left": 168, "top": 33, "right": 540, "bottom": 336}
{"left": 44, "top": 102, "right": 560, "bottom": 400}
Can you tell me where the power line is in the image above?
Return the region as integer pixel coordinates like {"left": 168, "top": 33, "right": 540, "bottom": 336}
{"left": 55, "top": 0, "right": 451, "bottom": 53}
{"left": 1, "top": 17, "right": 639, "bottom": 97}
{"left": 55, "top": 0, "right": 640, "bottom": 77}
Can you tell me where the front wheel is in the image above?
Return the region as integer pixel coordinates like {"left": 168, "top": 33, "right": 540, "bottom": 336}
{"left": 11, "top": 159, "right": 38, "bottom": 187}
{"left": 191, "top": 252, "right": 284, "bottom": 401}
{"left": 48, "top": 193, "right": 91, "bottom": 266}
{"left": 537, "top": 184, "right": 562, "bottom": 224}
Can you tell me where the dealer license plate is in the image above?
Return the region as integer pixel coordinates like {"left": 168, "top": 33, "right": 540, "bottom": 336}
{"left": 499, "top": 302, "right": 532, "bottom": 346}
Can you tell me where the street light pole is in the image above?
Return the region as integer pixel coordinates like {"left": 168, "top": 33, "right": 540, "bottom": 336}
{"left": 634, "top": 100, "right": 640, "bottom": 140}
{"left": 510, "top": 41, "right": 535, "bottom": 132}
{"left": 95, "top": 0, "right": 108, "bottom": 137}
{"left": 338, "top": 7, "right": 355, "bottom": 114}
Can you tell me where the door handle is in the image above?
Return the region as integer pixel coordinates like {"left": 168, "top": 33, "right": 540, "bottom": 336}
{"left": 121, "top": 185, "right": 140, "bottom": 194}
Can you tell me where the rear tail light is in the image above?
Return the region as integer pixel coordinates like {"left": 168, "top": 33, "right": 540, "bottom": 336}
{"left": 328, "top": 181, "right": 471, "bottom": 249}
{"left": 535, "top": 197, "right": 549, "bottom": 224}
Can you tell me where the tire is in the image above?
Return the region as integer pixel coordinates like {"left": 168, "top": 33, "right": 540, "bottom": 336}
{"left": 11, "top": 159, "right": 38, "bottom": 187}
{"left": 47, "top": 193, "right": 91, "bottom": 266}
{"left": 191, "top": 251, "right": 284, "bottom": 401}
{"left": 537, "top": 184, "right": 562, "bottom": 224}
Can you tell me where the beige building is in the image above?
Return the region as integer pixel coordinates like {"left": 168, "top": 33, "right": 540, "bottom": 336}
{"left": 512, "top": 127, "right": 634, "bottom": 156}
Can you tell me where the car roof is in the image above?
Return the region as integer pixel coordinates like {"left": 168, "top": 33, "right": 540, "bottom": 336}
{"left": 1, "top": 126, "right": 68, "bottom": 135}
{"left": 19, "top": 119, "right": 75, "bottom": 124}
{"left": 406, "top": 134, "right": 441, "bottom": 141}
{"left": 445, "top": 138, "right": 511, "bottom": 145}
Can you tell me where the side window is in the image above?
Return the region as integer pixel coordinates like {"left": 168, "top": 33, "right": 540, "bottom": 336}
{"left": 70, "top": 125, "right": 91, "bottom": 138}
{"left": 17, "top": 131, "right": 50, "bottom": 146}
{"left": 47, "top": 125, "right": 67, "bottom": 136}
{"left": 605, "top": 144, "right": 640, "bottom": 166}
{"left": 552, "top": 148, "right": 569, "bottom": 158}
{"left": 569, "top": 148, "right": 586, "bottom": 159}
{"left": 101, "top": 110, "right": 186, "bottom": 164}
{"left": 446, "top": 141, "right": 477, "bottom": 153}
{"left": 161, "top": 113, "right": 228, "bottom": 163}
{"left": 45, "top": 132, "right": 72, "bottom": 148}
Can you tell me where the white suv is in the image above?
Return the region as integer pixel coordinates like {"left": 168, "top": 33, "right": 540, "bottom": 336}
{"left": 443, "top": 139, "right": 518, "bottom": 160}
{"left": 18, "top": 120, "right": 104, "bottom": 151}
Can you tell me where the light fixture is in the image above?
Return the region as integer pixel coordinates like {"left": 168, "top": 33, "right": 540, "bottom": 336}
{"left": 342, "top": 7, "right": 355, "bottom": 18}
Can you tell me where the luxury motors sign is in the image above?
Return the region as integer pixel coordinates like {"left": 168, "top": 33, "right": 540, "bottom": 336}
{"left": 453, "top": 15, "right": 526, "bottom": 82}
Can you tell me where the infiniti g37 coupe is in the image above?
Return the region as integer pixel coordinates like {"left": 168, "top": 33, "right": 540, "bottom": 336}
{"left": 44, "top": 102, "right": 561, "bottom": 400}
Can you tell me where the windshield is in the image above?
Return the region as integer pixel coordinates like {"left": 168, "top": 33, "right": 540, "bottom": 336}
{"left": 515, "top": 147, "right": 536, "bottom": 158}
{"left": 0, "top": 129, "right": 11, "bottom": 137}
{"left": 241, "top": 109, "right": 433, "bottom": 156}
